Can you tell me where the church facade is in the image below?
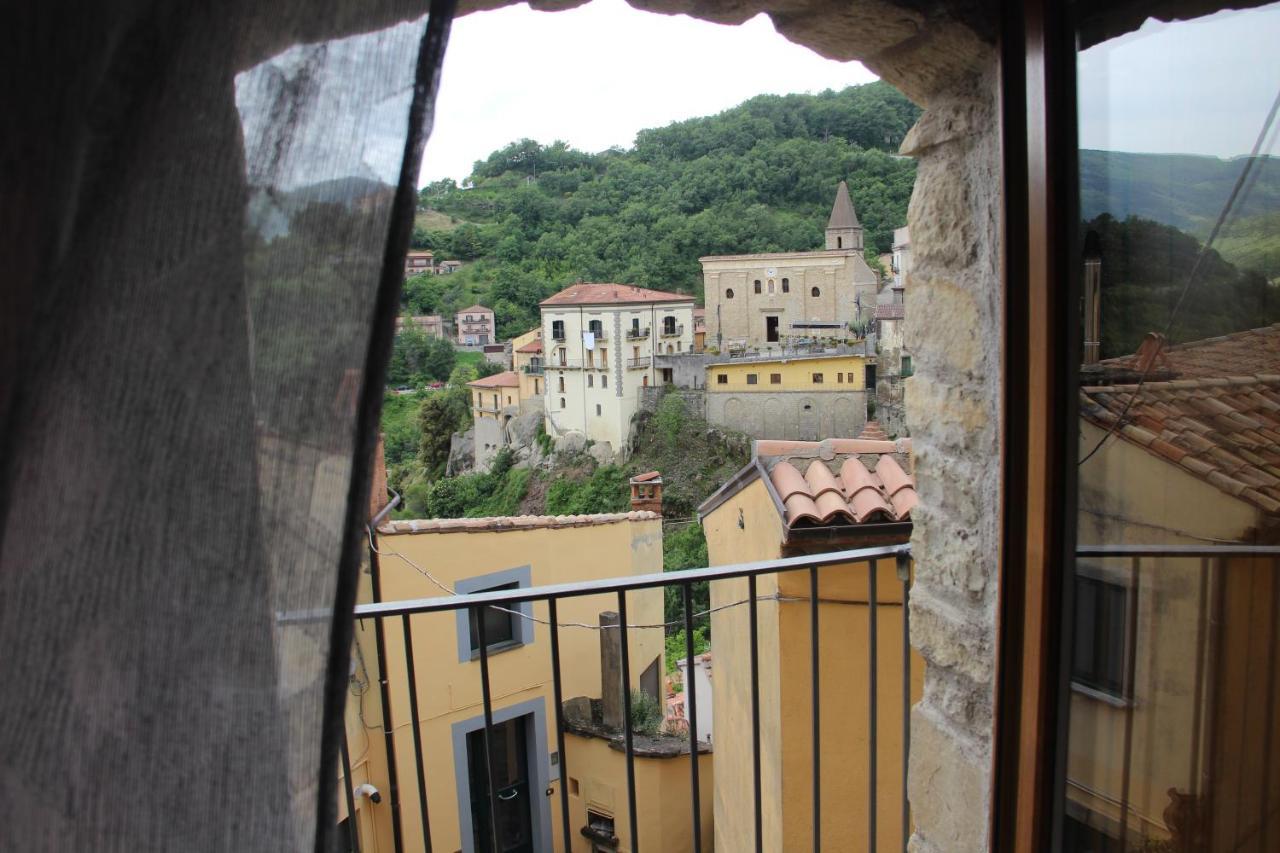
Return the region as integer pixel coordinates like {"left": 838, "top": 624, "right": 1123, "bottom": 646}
{"left": 700, "top": 181, "right": 879, "bottom": 352}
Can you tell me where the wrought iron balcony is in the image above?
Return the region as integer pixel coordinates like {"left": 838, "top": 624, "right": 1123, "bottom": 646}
{"left": 660, "top": 324, "right": 685, "bottom": 338}
{"left": 626, "top": 327, "right": 650, "bottom": 340}
{"left": 587, "top": 328, "right": 609, "bottom": 342}
{"left": 328, "top": 544, "right": 915, "bottom": 853}
{"left": 627, "top": 356, "right": 651, "bottom": 369}
{"left": 522, "top": 364, "right": 544, "bottom": 375}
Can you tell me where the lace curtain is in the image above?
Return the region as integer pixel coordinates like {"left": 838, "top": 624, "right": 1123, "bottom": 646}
{"left": 1, "top": 1, "right": 454, "bottom": 848}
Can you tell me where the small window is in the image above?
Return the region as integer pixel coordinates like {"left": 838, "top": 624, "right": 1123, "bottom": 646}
{"left": 725, "top": 288, "right": 734, "bottom": 299}
{"left": 596, "top": 404, "right": 602, "bottom": 416}
{"left": 837, "top": 236, "right": 843, "bottom": 249}
{"left": 558, "top": 376, "right": 565, "bottom": 393}
{"left": 812, "top": 373, "right": 824, "bottom": 384}
{"left": 746, "top": 374, "right": 758, "bottom": 385}
{"left": 467, "top": 581, "right": 517, "bottom": 653}
{"left": 754, "top": 280, "right": 761, "bottom": 294}
{"left": 837, "top": 373, "right": 844, "bottom": 384}
{"left": 588, "top": 374, "right": 594, "bottom": 388}
{"left": 602, "top": 375, "right": 608, "bottom": 388}
{"left": 770, "top": 373, "right": 781, "bottom": 384}
{"left": 847, "top": 372, "right": 855, "bottom": 384}
{"left": 716, "top": 374, "right": 728, "bottom": 385}
{"left": 600, "top": 347, "right": 607, "bottom": 362}
{"left": 768, "top": 279, "right": 775, "bottom": 294}
{"left": 811, "top": 287, "right": 820, "bottom": 298}
{"left": 560, "top": 397, "right": 566, "bottom": 409}
{"left": 1072, "top": 575, "right": 1129, "bottom": 698}
{"left": 677, "top": 341, "right": 682, "bottom": 352}
{"left": 782, "top": 278, "right": 790, "bottom": 293}
{"left": 552, "top": 320, "right": 565, "bottom": 340}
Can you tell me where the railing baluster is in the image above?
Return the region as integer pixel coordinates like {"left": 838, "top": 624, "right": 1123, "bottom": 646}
{"left": 683, "top": 582, "right": 703, "bottom": 853}
{"left": 548, "top": 598, "right": 575, "bottom": 852}
{"left": 898, "top": 554, "right": 911, "bottom": 852}
{"left": 810, "top": 566, "right": 822, "bottom": 853}
{"left": 618, "top": 590, "right": 640, "bottom": 852}
{"left": 1118, "top": 556, "right": 1140, "bottom": 852}
{"left": 400, "top": 615, "right": 432, "bottom": 852}
{"left": 476, "top": 605, "right": 501, "bottom": 853}
{"left": 868, "top": 557, "right": 878, "bottom": 853}
{"left": 341, "top": 730, "right": 361, "bottom": 853}
{"left": 749, "top": 574, "right": 763, "bottom": 853}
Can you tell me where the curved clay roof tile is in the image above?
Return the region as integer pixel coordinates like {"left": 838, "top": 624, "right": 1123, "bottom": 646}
{"left": 850, "top": 486, "right": 894, "bottom": 522}
{"left": 890, "top": 487, "right": 918, "bottom": 519}
{"left": 783, "top": 492, "right": 823, "bottom": 526}
{"left": 813, "top": 489, "right": 855, "bottom": 523}
{"left": 839, "top": 457, "right": 880, "bottom": 497}
{"left": 875, "top": 455, "right": 914, "bottom": 496}
{"left": 769, "top": 462, "right": 810, "bottom": 502}
{"left": 804, "top": 459, "right": 843, "bottom": 498}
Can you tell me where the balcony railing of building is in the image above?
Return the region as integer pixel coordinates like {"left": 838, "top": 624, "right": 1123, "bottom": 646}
{"left": 660, "top": 323, "right": 685, "bottom": 338}
{"left": 587, "top": 328, "right": 609, "bottom": 342}
{"left": 522, "top": 364, "right": 544, "bottom": 375}
{"left": 325, "top": 543, "right": 914, "bottom": 853}
{"left": 626, "top": 327, "right": 650, "bottom": 340}
{"left": 627, "top": 356, "right": 652, "bottom": 369}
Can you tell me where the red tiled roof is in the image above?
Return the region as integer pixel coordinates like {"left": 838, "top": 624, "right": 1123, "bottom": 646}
{"left": 467, "top": 370, "right": 520, "bottom": 388}
{"left": 515, "top": 340, "right": 543, "bottom": 354}
{"left": 874, "top": 304, "right": 905, "bottom": 320}
{"left": 457, "top": 304, "right": 492, "bottom": 315}
{"left": 1102, "top": 324, "right": 1280, "bottom": 379}
{"left": 540, "top": 283, "right": 695, "bottom": 306}
{"left": 757, "top": 438, "right": 916, "bottom": 527}
{"left": 632, "top": 470, "right": 662, "bottom": 482}
{"left": 1079, "top": 375, "right": 1280, "bottom": 514}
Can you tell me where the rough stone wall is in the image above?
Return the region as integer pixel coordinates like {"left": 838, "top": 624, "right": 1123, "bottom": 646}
{"left": 653, "top": 352, "right": 715, "bottom": 388}
{"left": 706, "top": 389, "right": 867, "bottom": 441}
{"left": 899, "top": 66, "right": 1002, "bottom": 853}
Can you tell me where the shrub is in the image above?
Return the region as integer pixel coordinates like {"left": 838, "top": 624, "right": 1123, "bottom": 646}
{"left": 628, "top": 689, "right": 663, "bottom": 736}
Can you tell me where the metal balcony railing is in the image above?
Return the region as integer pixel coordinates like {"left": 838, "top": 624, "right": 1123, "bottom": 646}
{"left": 522, "top": 364, "right": 544, "bottom": 375}
{"left": 627, "top": 356, "right": 651, "bottom": 369}
{"left": 587, "top": 328, "right": 609, "bottom": 342}
{"left": 626, "top": 327, "right": 650, "bottom": 340}
{"left": 324, "top": 543, "right": 914, "bottom": 853}
{"left": 660, "top": 324, "right": 684, "bottom": 338}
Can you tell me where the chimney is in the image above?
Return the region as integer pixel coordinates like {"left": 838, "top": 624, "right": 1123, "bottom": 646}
{"left": 599, "top": 611, "right": 624, "bottom": 729}
{"left": 629, "top": 471, "right": 663, "bottom": 513}
{"left": 1082, "top": 230, "right": 1102, "bottom": 365}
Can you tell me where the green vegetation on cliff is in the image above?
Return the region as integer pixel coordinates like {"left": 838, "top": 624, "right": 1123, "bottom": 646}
{"left": 404, "top": 82, "right": 920, "bottom": 339}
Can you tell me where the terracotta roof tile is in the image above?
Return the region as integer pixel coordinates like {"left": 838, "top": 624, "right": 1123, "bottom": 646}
{"left": 760, "top": 439, "right": 915, "bottom": 529}
{"left": 540, "top": 283, "right": 695, "bottom": 306}
{"left": 1081, "top": 375, "right": 1280, "bottom": 515}
{"left": 1101, "top": 323, "right": 1280, "bottom": 378}
{"left": 467, "top": 370, "right": 520, "bottom": 388}
{"left": 515, "top": 340, "right": 543, "bottom": 354}
{"left": 457, "top": 304, "right": 492, "bottom": 314}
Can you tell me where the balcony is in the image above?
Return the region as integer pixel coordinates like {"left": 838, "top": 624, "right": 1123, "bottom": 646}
{"left": 660, "top": 323, "right": 685, "bottom": 338}
{"left": 626, "top": 327, "right": 650, "bottom": 340}
{"left": 551, "top": 333, "right": 567, "bottom": 342}
{"left": 334, "top": 544, "right": 915, "bottom": 853}
{"left": 522, "top": 364, "right": 544, "bottom": 375}
{"left": 587, "top": 328, "right": 609, "bottom": 342}
{"left": 627, "top": 356, "right": 651, "bottom": 369}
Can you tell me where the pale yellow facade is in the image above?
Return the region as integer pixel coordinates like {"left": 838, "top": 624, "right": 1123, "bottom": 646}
{"left": 701, "top": 477, "right": 924, "bottom": 852}
{"left": 542, "top": 296, "right": 695, "bottom": 452}
{"left": 1067, "top": 421, "right": 1263, "bottom": 843}
{"left": 706, "top": 352, "right": 873, "bottom": 391}
{"left": 511, "top": 327, "right": 545, "bottom": 400}
{"left": 339, "top": 514, "right": 668, "bottom": 853}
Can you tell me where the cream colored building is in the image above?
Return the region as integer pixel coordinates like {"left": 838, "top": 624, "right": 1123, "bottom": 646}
{"left": 468, "top": 370, "right": 522, "bottom": 470}
{"left": 511, "top": 326, "right": 545, "bottom": 401}
{"left": 456, "top": 304, "right": 495, "bottom": 345}
{"left": 340, "top": 504, "right": 683, "bottom": 853}
{"left": 701, "top": 182, "right": 879, "bottom": 352}
{"left": 540, "top": 283, "right": 696, "bottom": 453}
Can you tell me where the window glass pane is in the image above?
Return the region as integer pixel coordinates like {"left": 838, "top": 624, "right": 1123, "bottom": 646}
{"left": 1063, "top": 4, "right": 1280, "bottom": 851}
{"left": 468, "top": 581, "right": 518, "bottom": 651}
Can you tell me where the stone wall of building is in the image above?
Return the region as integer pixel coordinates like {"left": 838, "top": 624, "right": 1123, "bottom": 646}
{"left": 653, "top": 352, "right": 715, "bottom": 388}
{"left": 706, "top": 389, "right": 868, "bottom": 441}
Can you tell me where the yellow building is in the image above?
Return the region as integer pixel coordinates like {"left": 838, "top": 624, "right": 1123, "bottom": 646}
{"left": 511, "top": 326, "right": 545, "bottom": 401}
{"left": 468, "top": 370, "right": 522, "bottom": 470}
{"left": 1067, "top": 337, "right": 1280, "bottom": 851}
{"left": 340, "top": 500, "right": 710, "bottom": 853}
{"left": 704, "top": 352, "right": 877, "bottom": 440}
{"left": 699, "top": 433, "right": 923, "bottom": 852}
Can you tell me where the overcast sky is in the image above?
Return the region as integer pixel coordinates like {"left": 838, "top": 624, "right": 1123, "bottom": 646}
{"left": 419, "top": 0, "right": 876, "bottom": 185}
{"left": 1078, "top": 3, "right": 1280, "bottom": 158}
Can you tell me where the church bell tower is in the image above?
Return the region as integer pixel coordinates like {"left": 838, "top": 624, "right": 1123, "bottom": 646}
{"left": 825, "top": 180, "right": 863, "bottom": 251}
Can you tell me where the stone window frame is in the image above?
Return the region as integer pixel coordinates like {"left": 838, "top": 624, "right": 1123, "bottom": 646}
{"left": 453, "top": 565, "right": 534, "bottom": 663}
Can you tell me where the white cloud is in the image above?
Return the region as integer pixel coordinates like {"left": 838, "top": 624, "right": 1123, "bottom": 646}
{"left": 420, "top": 0, "right": 876, "bottom": 184}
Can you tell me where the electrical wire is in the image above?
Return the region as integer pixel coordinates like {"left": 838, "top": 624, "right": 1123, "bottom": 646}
{"left": 1078, "top": 84, "right": 1280, "bottom": 467}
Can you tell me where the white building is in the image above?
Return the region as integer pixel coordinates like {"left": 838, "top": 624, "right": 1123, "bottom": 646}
{"left": 891, "top": 226, "right": 911, "bottom": 289}
{"left": 540, "top": 283, "right": 696, "bottom": 453}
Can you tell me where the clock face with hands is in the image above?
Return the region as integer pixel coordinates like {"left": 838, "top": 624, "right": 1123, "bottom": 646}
{"left": 765, "top": 267, "right": 776, "bottom": 277}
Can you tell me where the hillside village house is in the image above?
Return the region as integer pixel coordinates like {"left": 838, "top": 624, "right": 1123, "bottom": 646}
{"left": 699, "top": 430, "right": 922, "bottom": 851}
{"left": 890, "top": 227, "right": 911, "bottom": 290}
{"left": 13, "top": 1, "right": 1280, "bottom": 852}
{"left": 701, "top": 182, "right": 878, "bottom": 352}
{"left": 340, "top": 465, "right": 711, "bottom": 852}
{"left": 456, "top": 304, "right": 496, "bottom": 345}
{"left": 404, "top": 249, "right": 435, "bottom": 277}
{"left": 704, "top": 351, "right": 877, "bottom": 440}
{"left": 395, "top": 313, "right": 445, "bottom": 338}
{"left": 511, "top": 326, "right": 545, "bottom": 401}
{"left": 541, "top": 283, "right": 695, "bottom": 453}
{"left": 468, "top": 370, "right": 522, "bottom": 471}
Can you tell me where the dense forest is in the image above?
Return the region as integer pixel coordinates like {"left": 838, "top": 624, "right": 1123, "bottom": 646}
{"left": 401, "top": 82, "right": 921, "bottom": 339}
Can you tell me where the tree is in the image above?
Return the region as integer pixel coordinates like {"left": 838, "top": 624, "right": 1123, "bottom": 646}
{"left": 417, "top": 387, "right": 471, "bottom": 478}
{"left": 421, "top": 336, "right": 456, "bottom": 382}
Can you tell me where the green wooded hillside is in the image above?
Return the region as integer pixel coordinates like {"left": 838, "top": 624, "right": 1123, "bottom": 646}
{"left": 405, "top": 82, "right": 921, "bottom": 338}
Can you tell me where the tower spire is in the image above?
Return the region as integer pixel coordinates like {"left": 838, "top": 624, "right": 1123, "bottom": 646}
{"left": 825, "top": 180, "right": 863, "bottom": 251}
